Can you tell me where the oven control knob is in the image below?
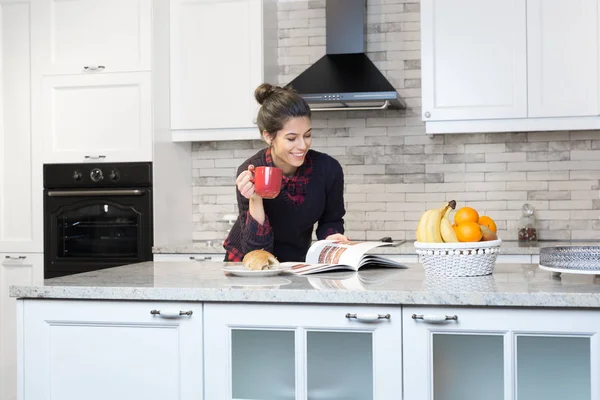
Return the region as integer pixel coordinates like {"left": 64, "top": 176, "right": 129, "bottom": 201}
{"left": 90, "top": 168, "right": 104, "bottom": 182}
{"left": 109, "top": 169, "right": 120, "bottom": 181}
{"left": 72, "top": 170, "right": 82, "bottom": 181}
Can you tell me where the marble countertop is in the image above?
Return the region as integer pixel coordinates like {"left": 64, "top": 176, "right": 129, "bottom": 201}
{"left": 152, "top": 240, "right": 599, "bottom": 256}
{"left": 11, "top": 261, "right": 600, "bottom": 308}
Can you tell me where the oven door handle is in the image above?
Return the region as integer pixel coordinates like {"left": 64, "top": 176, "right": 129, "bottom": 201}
{"left": 47, "top": 189, "right": 145, "bottom": 197}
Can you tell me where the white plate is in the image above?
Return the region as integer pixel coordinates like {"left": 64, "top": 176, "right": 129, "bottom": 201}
{"left": 224, "top": 277, "right": 291, "bottom": 288}
{"left": 222, "top": 266, "right": 287, "bottom": 277}
{"left": 538, "top": 264, "right": 600, "bottom": 275}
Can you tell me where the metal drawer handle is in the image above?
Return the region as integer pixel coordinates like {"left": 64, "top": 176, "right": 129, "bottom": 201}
{"left": 150, "top": 310, "right": 193, "bottom": 318}
{"left": 84, "top": 155, "right": 106, "bottom": 159}
{"left": 4, "top": 255, "right": 26, "bottom": 260}
{"left": 189, "top": 256, "right": 212, "bottom": 261}
{"left": 345, "top": 313, "right": 391, "bottom": 322}
{"left": 412, "top": 314, "right": 458, "bottom": 323}
{"left": 83, "top": 65, "right": 105, "bottom": 71}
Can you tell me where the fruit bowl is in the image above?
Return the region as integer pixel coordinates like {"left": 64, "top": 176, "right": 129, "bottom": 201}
{"left": 414, "top": 239, "right": 502, "bottom": 277}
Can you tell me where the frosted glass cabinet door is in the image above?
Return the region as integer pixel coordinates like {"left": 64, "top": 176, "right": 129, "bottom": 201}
{"left": 403, "top": 307, "right": 599, "bottom": 400}
{"left": 204, "top": 303, "right": 402, "bottom": 399}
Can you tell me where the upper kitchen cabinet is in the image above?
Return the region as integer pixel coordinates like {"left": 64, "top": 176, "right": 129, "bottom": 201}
{"left": 527, "top": 0, "right": 599, "bottom": 118}
{"left": 170, "top": 0, "right": 277, "bottom": 141}
{"left": 0, "top": 0, "right": 43, "bottom": 253}
{"left": 32, "top": 0, "right": 153, "bottom": 163}
{"left": 33, "top": 0, "right": 151, "bottom": 75}
{"left": 40, "top": 72, "right": 153, "bottom": 163}
{"left": 422, "top": 0, "right": 600, "bottom": 134}
{"left": 421, "top": 0, "right": 528, "bottom": 122}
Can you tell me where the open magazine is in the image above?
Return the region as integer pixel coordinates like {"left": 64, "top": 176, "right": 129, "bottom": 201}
{"left": 279, "top": 240, "right": 406, "bottom": 275}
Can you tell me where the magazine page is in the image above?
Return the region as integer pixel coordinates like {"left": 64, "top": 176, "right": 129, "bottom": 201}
{"left": 305, "top": 240, "right": 392, "bottom": 268}
{"left": 358, "top": 255, "right": 408, "bottom": 269}
{"left": 279, "top": 261, "right": 355, "bottom": 275}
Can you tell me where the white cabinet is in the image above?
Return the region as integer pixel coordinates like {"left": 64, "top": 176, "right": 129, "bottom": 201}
{"left": 32, "top": 0, "right": 153, "bottom": 163}
{"left": 0, "top": 253, "right": 42, "bottom": 400}
{"left": 422, "top": 0, "right": 600, "bottom": 134}
{"left": 0, "top": 0, "right": 42, "bottom": 253}
{"left": 20, "top": 300, "right": 203, "bottom": 400}
{"left": 170, "top": 0, "right": 277, "bottom": 141}
{"left": 153, "top": 253, "right": 224, "bottom": 262}
{"left": 33, "top": 0, "right": 151, "bottom": 75}
{"left": 403, "top": 306, "right": 599, "bottom": 400}
{"left": 527, "top": 0, "right": 600, "bottom": 118}
{"left": 421, "top": 0, "right": 527, "bottom": 121}
{"left": 41, "top": 72, "right": 153, "bottom": 163}
{"left": 204, "top": 303, "right": 402, "bottom": 399}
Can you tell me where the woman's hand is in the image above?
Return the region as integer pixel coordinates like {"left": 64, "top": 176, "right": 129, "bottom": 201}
{"left": 326, "top": 233, "right": 350, "bottom": 243}
{"left": 237, "top": 165, "right": 259, "bottom": 200}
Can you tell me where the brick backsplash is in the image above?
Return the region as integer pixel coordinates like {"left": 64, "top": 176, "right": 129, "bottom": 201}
{"left": 191, "top": 0, "right": 600, "bottom": 243}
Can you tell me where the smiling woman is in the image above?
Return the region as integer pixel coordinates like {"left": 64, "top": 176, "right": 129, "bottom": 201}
{"left": 223, "top": 83, "right": 349, "bottom": 263}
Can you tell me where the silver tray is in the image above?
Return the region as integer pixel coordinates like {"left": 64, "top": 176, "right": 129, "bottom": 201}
{"left": 539, "top": 246, "right": 600, "bottom": 274}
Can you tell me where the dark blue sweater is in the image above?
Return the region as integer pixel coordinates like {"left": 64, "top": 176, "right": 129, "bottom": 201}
{"left": 223, "top": 148, "right": 346, "bottom": 262}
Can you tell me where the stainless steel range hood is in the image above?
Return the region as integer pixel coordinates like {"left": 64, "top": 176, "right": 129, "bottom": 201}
{"left": 286, "top": 0, "right": 405, "bottom": 111}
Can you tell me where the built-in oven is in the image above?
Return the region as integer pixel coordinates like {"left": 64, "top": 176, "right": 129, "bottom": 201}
{"left": 44, "top": 162, "right": 153, "bottom": 278}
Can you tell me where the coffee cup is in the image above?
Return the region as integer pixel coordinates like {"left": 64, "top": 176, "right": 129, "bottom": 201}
{"left": 252, "top": 166, "right": 283, "bottom": 199}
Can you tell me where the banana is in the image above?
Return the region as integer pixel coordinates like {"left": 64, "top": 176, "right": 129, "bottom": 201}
{"left": 424, "top": 207, "right": 444, "bottom": 242}
{"left": 440, "top": 204, "right": 459, "bottom": 243}
{"left": 416, "top": 209, "right": 433, "bottom": 242}
{"left": 416, "top": 200, "right": 457, "bottom": 243}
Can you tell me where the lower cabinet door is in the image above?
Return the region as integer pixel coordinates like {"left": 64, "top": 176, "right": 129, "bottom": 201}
{"left": 20, "top": 300, "right": 203, "bottom": 400}
{"left": 403, "top": 306, "right": 599, "bottom": 400}
{"left": 0, "top": 254, "right": 43, "bottom": 400}
{"left": 204, "top": 303, "right": 402, "bottom": 399}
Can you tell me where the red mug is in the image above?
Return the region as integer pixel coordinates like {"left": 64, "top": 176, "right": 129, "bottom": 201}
{"left": 252, "top": 166, "right": 283, "bottom": 199}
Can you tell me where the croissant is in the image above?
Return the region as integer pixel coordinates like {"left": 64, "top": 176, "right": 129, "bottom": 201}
{"left": 242, "top": 249, "right": 279, "bottom": 270}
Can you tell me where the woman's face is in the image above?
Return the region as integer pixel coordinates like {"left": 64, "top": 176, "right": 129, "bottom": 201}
{"left": 264, "top": 116, "right": 312, "bottom": 176}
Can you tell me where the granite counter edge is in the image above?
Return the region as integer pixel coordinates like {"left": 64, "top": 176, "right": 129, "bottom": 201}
{"left": 10, "top": 286, "right": 600, "bottom": 308}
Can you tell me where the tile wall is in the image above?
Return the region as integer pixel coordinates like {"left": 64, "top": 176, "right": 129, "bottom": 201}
{"left": 191, "top": 0, "right": 600, "bottom": 242}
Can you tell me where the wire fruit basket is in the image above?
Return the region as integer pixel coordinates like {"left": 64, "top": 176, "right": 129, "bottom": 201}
{"left": 414, "top": 239, "right": 502, "bottom": 277}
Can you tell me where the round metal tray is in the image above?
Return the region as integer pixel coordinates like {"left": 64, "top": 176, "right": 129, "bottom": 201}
{"left": 539, "top": 246, "right": 600, "bottom": 273}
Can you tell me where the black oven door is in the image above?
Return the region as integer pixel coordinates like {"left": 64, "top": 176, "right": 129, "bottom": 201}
{"left": 44, "top": 188, "right": 153, "bottom": 278}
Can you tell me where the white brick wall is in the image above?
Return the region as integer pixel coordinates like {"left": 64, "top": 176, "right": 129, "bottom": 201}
{"left": 191, "top": 0, "right": 600, "bottom": 242}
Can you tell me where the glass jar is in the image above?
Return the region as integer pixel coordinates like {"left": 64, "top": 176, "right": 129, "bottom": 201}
{"left": 518, "top": 203, "right": 538, "bottom": 245}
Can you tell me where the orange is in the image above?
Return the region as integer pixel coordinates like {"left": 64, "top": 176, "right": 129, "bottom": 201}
{"left": 479, "top": 216, "right": 497, "bottom": 233}
{"left": 454, "top": 221, "right": 483, "bottom": 242}
{"left": 453, "top": 207, "right": 479, "bottom": 226}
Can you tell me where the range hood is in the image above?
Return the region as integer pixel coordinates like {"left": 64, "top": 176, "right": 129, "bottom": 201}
{"left": 286, "top": 0, "right": 405, "bottom": 111}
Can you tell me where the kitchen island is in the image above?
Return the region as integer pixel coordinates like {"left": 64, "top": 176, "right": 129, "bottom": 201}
{"left": 11, "top": 261, "right": 600, "bottom": 400}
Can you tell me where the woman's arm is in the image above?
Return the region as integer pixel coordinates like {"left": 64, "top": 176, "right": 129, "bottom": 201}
{"left": 316, "top": 158, "right": 346, "bottom": 240}
{"left": 236, "top": 165, "right": 274, "bottom": 254}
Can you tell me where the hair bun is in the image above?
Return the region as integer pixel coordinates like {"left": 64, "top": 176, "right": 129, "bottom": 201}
{"left": 254, "top": 83, "right": 278, "bottom": 105}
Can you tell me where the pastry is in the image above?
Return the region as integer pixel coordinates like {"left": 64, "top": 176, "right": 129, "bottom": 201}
{"left": 242, "top": 249, "right": 279, "bottom": 271}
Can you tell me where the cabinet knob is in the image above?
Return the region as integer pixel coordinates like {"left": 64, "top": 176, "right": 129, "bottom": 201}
{"left": 412, "top": 314, "right": 458, "bottom": 323}
{"left": 345, "top": 313, "right": 391, "bottom": 322}
{"left": 150, "top": 309, "right": 193, "bottom": 318}
{"left": 424, "top": 111, "right": 431, "bottom": 118}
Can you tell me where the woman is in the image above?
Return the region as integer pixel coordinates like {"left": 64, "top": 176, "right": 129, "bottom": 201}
{"left": 223, "top": 83, "right": 348, "bottom": 262}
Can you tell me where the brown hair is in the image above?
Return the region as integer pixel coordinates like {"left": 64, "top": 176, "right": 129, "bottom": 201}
{"left": 254, "top": 83, "right": 311, "bottom": 139}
